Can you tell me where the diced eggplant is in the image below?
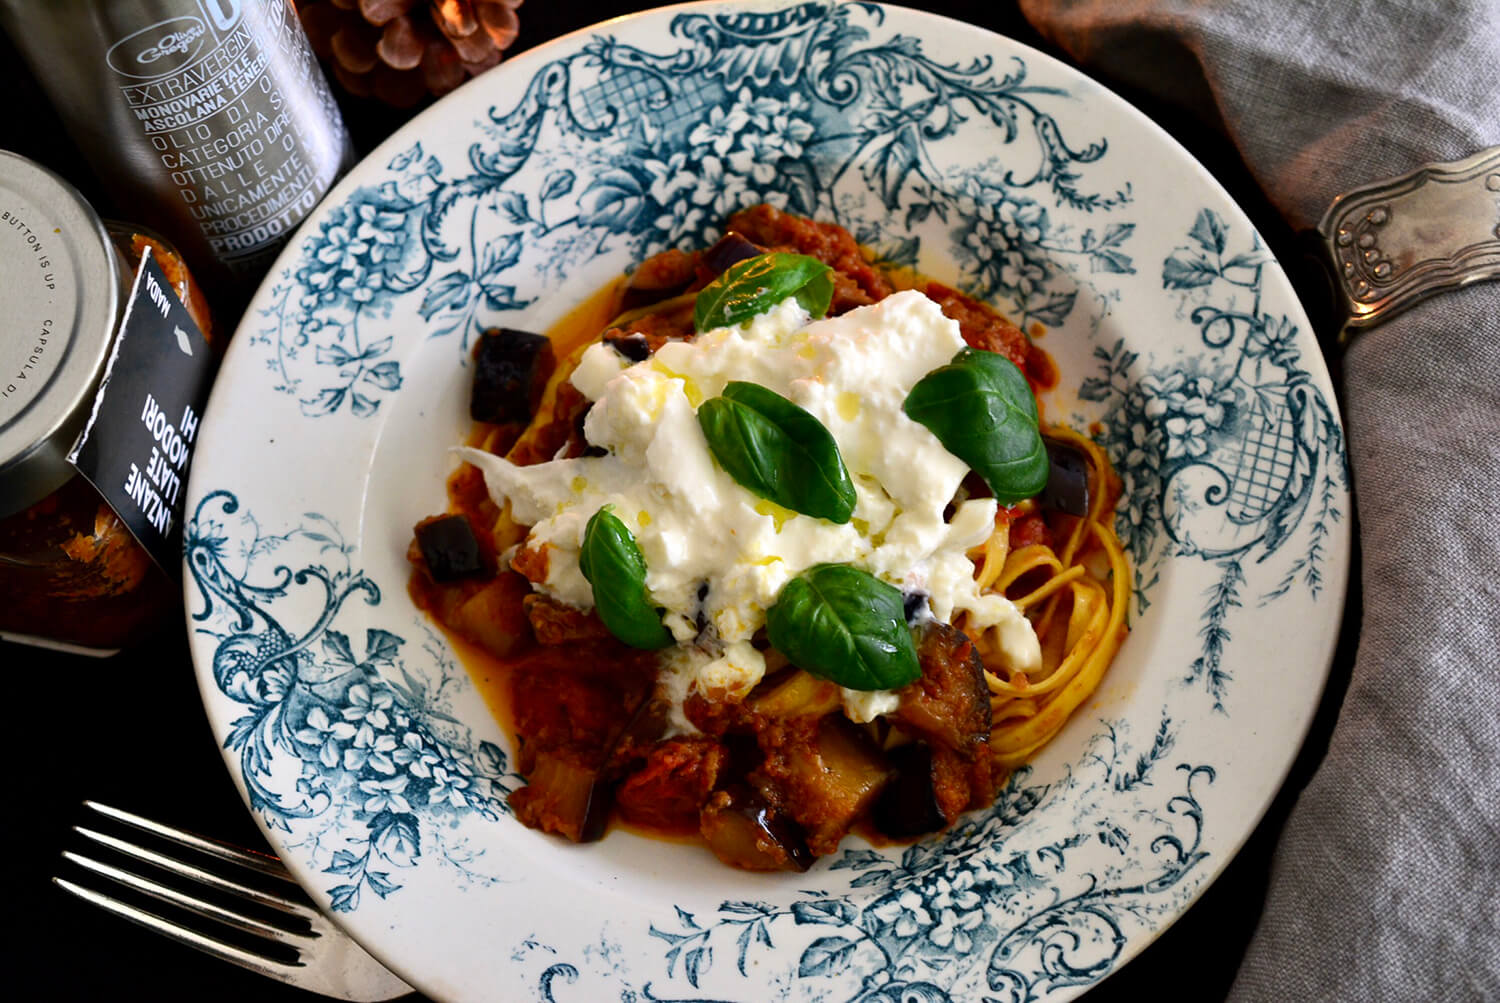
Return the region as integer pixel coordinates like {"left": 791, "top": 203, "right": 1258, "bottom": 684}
{"left": 699, "top": 786, "right": 813, "bottom": 872}
{"left": 702, "top": 231, "right": 766, "bottom": 276}
{"left": 893, "top": 622, "right": 992, "bottom": 757}
{"left": 804, "top": 717, "right": 892, "bottom": 848}
{"left": 1041, "top": 436, "right": 1091, "bottom": 516}
{"left": 414, "top": 513, "right": 487, "bottom": 582}
{"left": 446, "top": 571, "right": 533, "bottom": 658}
{"left": 606, "top": 333, "right": 652, "bottom": 362}
{"left": 872, "top": 743, "right": 947, "bottom": 838}
{"left": 523, "top": 593, "right": 614, "bottom": 645}
{"left": 754, "top": 716, "right": 891, "bottom": 857}
{"left": 509, "top": 750, "right": 612, "bottom": 842}
{"left": 471, "top": 327, "right": 554, "bottom": 424}
{"left": 720, "top": 732, "right": 763, "bottom": 778}
{"left": 820, "top": 720, "right": 891, "bottom": 798}
{"left": 618, "top": 248, "right": 699, "bottom": 312}
{"left": 605, "top": 690, "right": 670, "bottom": 771}
{"left": 943, "top": 740, "right": 997, "bottom": 815}
{"left": 903, "top": 590, "right": 930, "bottom": 625}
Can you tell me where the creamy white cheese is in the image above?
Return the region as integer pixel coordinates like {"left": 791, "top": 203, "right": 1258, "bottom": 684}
{"left": 841, "top": 687, "right": 903, "bottom": 724}
{"left": 460, "top": 289, "right": 1041, "bottom": 726}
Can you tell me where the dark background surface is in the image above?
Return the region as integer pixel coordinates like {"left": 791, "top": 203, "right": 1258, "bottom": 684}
{"left": 4, "top": 2, "right": 1359, "bottom": 1000}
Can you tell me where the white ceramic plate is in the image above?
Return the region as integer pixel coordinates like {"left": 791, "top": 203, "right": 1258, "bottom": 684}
{"left": 183, "top": 3, "right": 1350, "bottom": 999}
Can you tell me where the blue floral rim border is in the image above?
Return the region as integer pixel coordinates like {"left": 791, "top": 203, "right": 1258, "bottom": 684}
{"left": 187, "top": 3, "right": 1348, "bottom": 1000}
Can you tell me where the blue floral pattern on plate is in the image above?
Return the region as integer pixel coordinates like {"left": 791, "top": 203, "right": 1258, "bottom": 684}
{"left": 186, "top": 485, "right": 1213, "bottom": 996}
{"left": 1081, "top": 209, "right": 1347, "bottom": 709}
{"left": 249, "top": 0, "right": 1138, "bottom": 420}
{"left": 185, "top": 3, "right": 1349, "bottom": 1000}
{"left": 185, "top": 491, "right": 523, "bottom": 910}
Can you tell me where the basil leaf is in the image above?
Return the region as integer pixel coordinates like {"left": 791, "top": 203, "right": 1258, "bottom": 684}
{"left": 766, "top": 564, "right": 921, "bottom": 692}
{"left": 578, "top": 506, "right": 674, "bottom": 650}
{"left": 693, "top": 252, "right": 834, "bottom": 332}
{"left": 698, "top": 381, "right": 856, "bottom": 524}
{"left": 903, "top": 348, "right": 1048, "bottom": 505}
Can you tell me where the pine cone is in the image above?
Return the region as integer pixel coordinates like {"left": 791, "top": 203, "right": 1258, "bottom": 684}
{"left": 298, "top": 0, "right": 523, "bottom": 108}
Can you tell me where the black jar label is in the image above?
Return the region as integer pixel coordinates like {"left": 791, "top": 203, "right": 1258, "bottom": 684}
{"left": 68, "top": 248, "right": 216, "bottom": 575}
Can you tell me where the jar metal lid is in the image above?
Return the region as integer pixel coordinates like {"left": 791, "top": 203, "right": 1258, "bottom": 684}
{"left": 0, "top": 150, "right": 124, "bottom": 518}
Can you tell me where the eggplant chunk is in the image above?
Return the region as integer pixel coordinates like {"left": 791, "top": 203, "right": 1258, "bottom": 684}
{"left": 1041, "top": 436, "right": 1091, "bottom": 516}
{"left": 702, "top": 231, "right": 766, "bottom": 276}
{"left": 523, "top": 593, "right": 614, "bottom": 645}
{"left": 510, "top": 657, "right": 665, "bottom": 842}
{"left": 445, "top": 572, "right": 533, "bottom": 659}
{"left": 755, "top": 716, "right": 891, "bottom": 857}
{"left": 893, "top": 622, "right": 992, "bottom": 758}
{"left": 471, "top": 327, "right": 554, "bottom": 423}
{"left": 606, "top": 333, "right": 652, "bottom": 362}
{"left": 509, "top": 750, "right": 612, "bottom": 842}
{"left": 872, "top": 743, "right": 948, "bottom": 838}
{"left": 413, "top": 513, "right": 487, "bottom": 582}
{"left": 618, "top": 247, "right": 699, "bottom": 312}
{"left": 605, "top": 691, "right": 671, "bottom": 772}
{"left": 700, "top": 786, "right": 813, "bottom": 872}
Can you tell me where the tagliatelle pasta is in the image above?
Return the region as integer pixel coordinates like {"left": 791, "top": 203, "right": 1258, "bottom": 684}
{"left": 976, "top": 426, "right": 1131, "bottom": 769}
{"left": 409, "top": 205, "right": 1129, "bottom": 870}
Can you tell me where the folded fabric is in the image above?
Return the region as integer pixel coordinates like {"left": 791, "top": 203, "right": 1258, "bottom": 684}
{"left": 1017, "top": 1, "right": 1500, "bottom": 999}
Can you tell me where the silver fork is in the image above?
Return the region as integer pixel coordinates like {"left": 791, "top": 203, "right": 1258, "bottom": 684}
{"left": 54, "top": 801, "right": 413, "bottom": 1001}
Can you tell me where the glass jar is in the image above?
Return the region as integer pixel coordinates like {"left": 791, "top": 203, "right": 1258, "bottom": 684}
{"left": 0, "top": 151, "right": 212, "bottom": 654}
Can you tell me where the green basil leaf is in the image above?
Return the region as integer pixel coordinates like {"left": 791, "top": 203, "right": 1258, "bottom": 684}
{"left": 578, "top": 506, "right": 674, "bottom": 650}
{"left": 698, "top": 381, "right": 856, "bottom": 524}
{"left": 693, "top": 252, "right": 834, "bottom": 332}
{"left": 766, "top": 564, "right": 921, "bottom": 691}
{"left": 903, "top": 348, "right": 1048, "bottom": 505}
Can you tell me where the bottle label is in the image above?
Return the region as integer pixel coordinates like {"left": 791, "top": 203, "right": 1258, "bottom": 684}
{"left": 68, "top": 248, "right": 217, "bottom": 574}
{"left": 104, "top": 0, "right": 345, "bottom": 271}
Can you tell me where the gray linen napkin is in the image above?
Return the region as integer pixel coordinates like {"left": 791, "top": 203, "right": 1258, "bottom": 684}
{"left": 1016, "top": 1, "right": 1500, "bottom": 1000}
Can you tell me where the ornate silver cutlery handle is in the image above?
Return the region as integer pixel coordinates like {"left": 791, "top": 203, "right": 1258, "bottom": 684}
{"left": 1317, "top": 145, "right": 1500, "bottom": 340}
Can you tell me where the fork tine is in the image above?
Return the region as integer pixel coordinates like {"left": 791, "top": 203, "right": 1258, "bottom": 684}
{"left": 58, "top": 808, "right": 415, "bottom": 1001}
{"left": 84, "top": 801, "right": 295, "bottom": 884}
{"left": 62, "top": 850, "right": 309, "bottom": 946}
{"left": 53, "top": 876, "right": 300, "bottom": 982}
{"left": 73, "top": 826, "right": 316, "bottom": 920}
